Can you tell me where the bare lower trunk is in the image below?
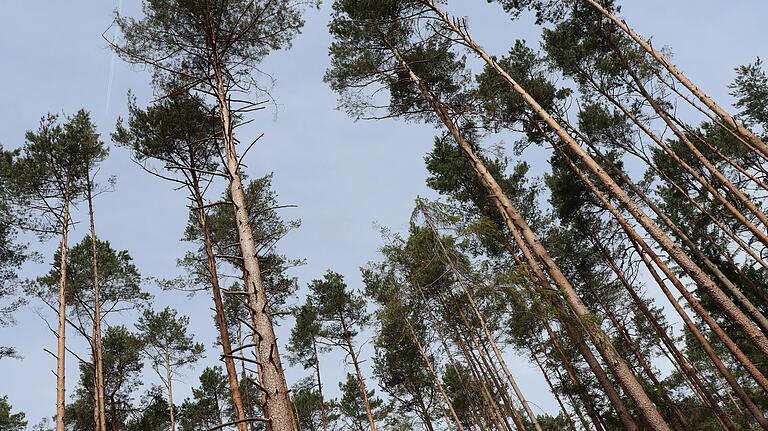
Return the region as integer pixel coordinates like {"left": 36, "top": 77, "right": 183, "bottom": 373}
{"left": 87, "top": 175, "right": 107, "bottom": 431}
{"left": 401, "top": 311, "right": 465, "bottom": 431}
{"left": 166, "top": 352, "right": 177, "bottom": 431}
{"left": 212, "top": 61, "right": 296, "bottom": 431}
{"left": 312, "top": 341, "right": 329, "bottom": 431}
{"left": 532, "top": 353, "right": 578, "bottom": 431}
{"left": 542, "top": 322, "right": 607, "bottom": 431}
{"left": 422, "top": 209, "right": 541, "bottom": 431}
{"left": 553, "top": 146, "right": 768, "bottom": 428}
{"left": 340, "top": 317, "right": 377, "bottom": 431}
{"left": 427, "top": 0, "right": 768, "bottom": 363}
{"left": 590, "top": 238, "right": 736, "bottom": 431}
{"left": 55, "top": 192, "right": 71, "bottom": 431}
{"left": 190, "top": 165, "right": 250, "bottom": 431}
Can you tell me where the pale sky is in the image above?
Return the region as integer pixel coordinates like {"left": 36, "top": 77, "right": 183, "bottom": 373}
{"left": 1, "top": 1, "right": 767, "bottom": 428}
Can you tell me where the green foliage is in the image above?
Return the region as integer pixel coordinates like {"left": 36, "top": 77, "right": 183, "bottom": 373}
{"left": 113, "top": 90, "right": 221, "bottom": 180}
{"left": 332, "top": 373, "right": 388, "bottom": 431}
{"left": 425, "top": 133, "right": 542, "bottom": 257}
{"left": 475, "top": 40, "right": 569, "bottom": 136}
{"left": 28, "top": 235, "right": 148, "bottom": 339}
{"left": 182, "top": 174, "right": 302, "bottom": 313}
{"left": 327, "top": 0, "right": 469, "bottom": 122}
{"left": 292, "top": 377, "right": 336, "bottom": 431}
{"left": 126, "top": 386, "right": 171, "bottom": 431}
{"left": 178, "top": 367, "right": 232, "bottom": 431}
{"left": 66, "top": 325, "right": 144, "bottom": 431}
{"left": 8, "top": 110, "right": 106, "bottom": 235}
{"left": 307, "top": 270, "right": 369, "bottom": 342}
{"left": 731, "top": 58, "right": 768, "bottom": 132}
{"left": 115, "top": 0, "right": 313, "bottom": 90}
{"left": 287, "top": 298, "right": 326, "bottom": 369}
{"left": 136, "top": 306, "right": 205, "bottom": 377}
{"left": 372, "top": 302, "right": 436, "bottom": 425}
{"left": 0, "top": 396, "right": 26, "bottom": 431}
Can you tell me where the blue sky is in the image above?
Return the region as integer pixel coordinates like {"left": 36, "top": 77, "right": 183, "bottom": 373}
{"left": 1, "top": 1, "right": 767, "bottom": 428}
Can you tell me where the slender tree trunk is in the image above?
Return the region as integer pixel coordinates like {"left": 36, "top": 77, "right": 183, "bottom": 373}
{"left": 631, "top": 237, "right": 768, "bottom": 430}
{"left": 450, "top": 320, "right": 515, "bottom": 431}
{"left": 166, "top": 351, "right": 177, "bottom": 431}
{"left": 190, "top": 165, "right": 250, "bottom": 431}
{"left": 579, "top": 130, "right": 768, "bottom": 335}
{"left": 390, "top": 37, "right": 663, "bottom": 430}
{"left": 401, "top": 310, "right": 466, "bottom": 431}
{"left": 421, "top": 208, "right": 542, "bottom": 431}
{"left": 415, "top": 283, "right": 504, "bottom": 431}
{"left": 608, "top": 36, "right": 768, "bottom": 250}
{"left": 55, "top": 189, "right": 71, "bottom": 431}
{"left": 312, "top": 340, "right": 329, "bottom": 431}
{"left": 542, "top": 323, "right": 607, "bottom": 431}
{"left": 583, "top": 281, "right": 689, "bottom": 431}
{"left": 211, "top": 57, "right": 296, "bottom": 431}
{"left": 531, "top": 353, "right": 578, "bottom": 431}
{"left": 573, "top": 57, "right": 768, "bottom": 272}
{"left": 589, "top": 237, "right": 737, "bottom": 431}
{"left": 582, "top": 0, "right": 768, "bottom": 159}
{"left": 339, "top": 316, "right": 377, "bottom": 431}
{"left": 86, "top": 174, "right": 107, "bottom": 431}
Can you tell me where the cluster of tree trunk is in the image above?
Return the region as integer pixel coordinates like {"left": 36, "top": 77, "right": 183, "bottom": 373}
{"left": 1, "top": 1, "right": 767, "bottom": 431}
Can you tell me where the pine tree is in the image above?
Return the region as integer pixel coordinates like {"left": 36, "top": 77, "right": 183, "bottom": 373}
{"left": 136, "top": 307, "right": 205, "bottom": 431}
{"left": 113, "top": 3, "right": 316, "bottom": 426}
{"left": 9, "top": 110, "right": 107, "bottom": 431}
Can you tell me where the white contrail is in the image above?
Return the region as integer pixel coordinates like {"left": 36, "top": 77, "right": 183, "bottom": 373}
{"left": 105, "top": 0, "right": 124, "bottom": 114}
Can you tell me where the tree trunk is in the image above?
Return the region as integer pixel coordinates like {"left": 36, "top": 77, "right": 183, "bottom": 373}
{"left": 390, "top": 35, "right": 664, "bottom": 430}
{"left": 542, "top": 322, "right": 607, "bottom": 431}
{"left": 339, "top": 316, "right": 377, "bottom": 431}
{"left": 55, "top": 189, "right": 71, "bottom": 431}
{"left": 86, "top": 173, "right": 107, "bottom": 431}
{"left": 582, "top": 0, "right": 768, "bottom": 159}
{"left": 531, "top": 353, "right": 579, "bottom": 431}
{"left": 414, "top": 283, "right": 505, "bottom": 431}
{"left": 190, "top": 164, "right": 250, "bottom": 431}
{"left": 421, "top": 208, "right": 541, "bottom": 431}
{"left": 401, "top": 310, "right": 466, "bottom": 431}
{"left": 166, "top": 351, "right": 177, "bottom": 431}
{"left": 552, "top": 145, "right": 768, "bottom": 428}
{"left": 607, "top": 36, "right": 768, "bottom": 251}
{"left": 312, "top": 340, "right": 329, "bottom": 431}
{"left": 427, "top": 0, "right": 768, "bottom": 363}
{"left": 211, "top": 57, "right": 296, "bottom": 431}
{"left": 589, "top": 237, "right": 737, "bottom": 431}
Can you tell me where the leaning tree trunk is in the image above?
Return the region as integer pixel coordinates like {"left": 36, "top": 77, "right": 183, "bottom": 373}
{"left": 86, "top": 173, "right": 107, "bottom": 431}
{"left": 421, "top": 210, "right": 541, "bottom": 431}
{"left": 55, "top": 187, "right": 71, "bottom": 431}
{"left": 390, "top": 38, "right": 664, "bottom": 430}
{"left": 426, "top": 0, "right": 768, "bottom": 360}
{"left": 190, "top": 164, "right": 250, "bottom": 431}
{"left": 401, "top": 310, "right": 466, "bottom": 431}
{"left": 211, "top": 54, "right": 296, "bottom": 431}
{"left": 554, "top": 146, "right": 768, "bottom": 429}
{"left": 582, "top": 0, "right": 768, "bottom": 159}
{"left": 608, "top": 38, "right": 768, "bottom": 250}
{"left": 415, "top": 283, "right": 508, "bottom": 431}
